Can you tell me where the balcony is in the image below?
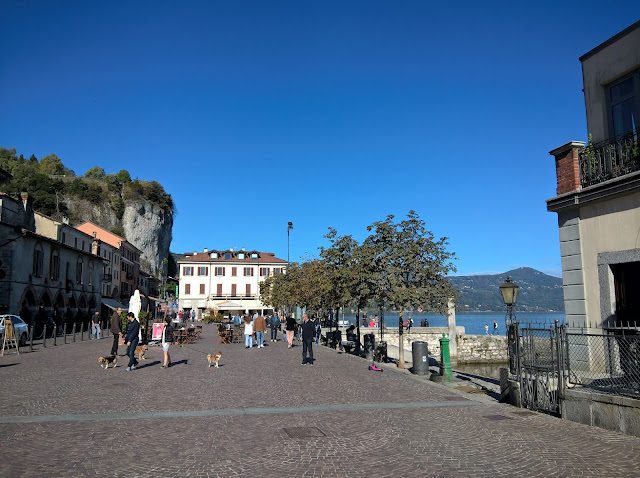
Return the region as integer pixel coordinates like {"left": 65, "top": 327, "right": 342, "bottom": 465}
{"left": 579, "top": 128, "right": 640, "bottom": 187}
{"left": 102, "top": 274, "right": 112, "bottom": 282}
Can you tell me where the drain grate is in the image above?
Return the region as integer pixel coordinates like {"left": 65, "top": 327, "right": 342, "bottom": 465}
{"left": 483, "top": 415, "right": 513, "bottom": 421}
{"left": 283, "top": 427, "right": 327, "bottom": 438}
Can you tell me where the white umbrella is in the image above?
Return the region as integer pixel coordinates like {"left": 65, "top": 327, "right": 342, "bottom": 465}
{"left": 215, "top": 300, "right": 244, "bottom": 310}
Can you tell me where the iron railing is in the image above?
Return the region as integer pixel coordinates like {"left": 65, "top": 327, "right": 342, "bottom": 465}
{"left": 579, "top": 127, "right": 640, "bottom": 187}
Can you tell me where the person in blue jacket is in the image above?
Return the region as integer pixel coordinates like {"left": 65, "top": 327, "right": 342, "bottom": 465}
{"left": 125, "top": 312, "right": 140, "bottom": 372}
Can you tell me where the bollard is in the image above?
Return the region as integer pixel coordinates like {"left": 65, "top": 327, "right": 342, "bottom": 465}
{"left": 43, "top": 326, "right": 47, "bottom": 348}
{"left": 29, "top": 327, "right": 34, "bottom": 351}
{"left": 439, "top": 333, "right": 453, "bottom": 382}
{"left": 81, "top": 322, "right": 84, "bottom": 341}
{"left": 64, "top": 324, "right": 67, "bottom": 344}
{"left": 72, "top": 323, "right": 76, "bottom": 343}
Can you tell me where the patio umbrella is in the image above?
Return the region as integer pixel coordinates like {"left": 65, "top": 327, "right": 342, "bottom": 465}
{"left": 215, "top": 300, "right": 244, "bottom": 310}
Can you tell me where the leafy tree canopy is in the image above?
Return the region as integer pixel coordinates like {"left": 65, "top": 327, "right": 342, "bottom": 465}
{"left": 85, "top": 166, "right": 106, "bottom": 179}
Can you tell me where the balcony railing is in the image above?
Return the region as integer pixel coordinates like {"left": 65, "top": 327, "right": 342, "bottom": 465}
{"left": 579, "top": 128, "right": 640, "bottom": 188}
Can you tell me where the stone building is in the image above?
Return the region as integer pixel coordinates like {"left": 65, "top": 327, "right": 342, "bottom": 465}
{"left": 177, "top": 248, "right": 287, "bottom": 318}
{"left": 547, "top": 19, "right": 640, "bottom": 329}
{"left": 0, "top": 193, "right": 104, "bottom": 325}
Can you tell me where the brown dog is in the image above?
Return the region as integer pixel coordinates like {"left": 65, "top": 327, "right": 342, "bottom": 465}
{"left": 135, "top": 344, "right": 148, "bottom": 360}
{"left": 207, "top": 351, "right": 222, "bottom": 368}
{"left": 98, "top": 356, "right": 117, "bottom": 369}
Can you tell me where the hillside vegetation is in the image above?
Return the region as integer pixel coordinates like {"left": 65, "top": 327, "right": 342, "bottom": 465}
{"left": 0, "top": 147, "right": 174, "bottom": 231}
{"left": 449, "top": 267, "right": 564, "bottom": 312}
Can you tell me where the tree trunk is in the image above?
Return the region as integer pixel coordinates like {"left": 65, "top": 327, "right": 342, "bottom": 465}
{"left": 398, "top": 311, "right": 405, "bottom": 368}
{"left": 356, "top": 307, "right": 361, "bottom": 355}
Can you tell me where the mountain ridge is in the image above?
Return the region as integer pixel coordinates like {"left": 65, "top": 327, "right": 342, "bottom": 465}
{"left": 449, "top": 267, "right": 564, "bottom": 312}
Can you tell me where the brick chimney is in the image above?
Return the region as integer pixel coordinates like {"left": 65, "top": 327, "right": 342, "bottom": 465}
{"left": 549, "top": 141, "right": 585, "bottom": 195}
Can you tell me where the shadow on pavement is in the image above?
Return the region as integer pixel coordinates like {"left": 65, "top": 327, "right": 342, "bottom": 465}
{"left": 0, "top": 363, "right": 19, "bottom": 368}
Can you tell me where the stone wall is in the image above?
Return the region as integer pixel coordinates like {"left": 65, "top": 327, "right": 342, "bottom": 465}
{"left": 363, "top": 327, "right": 507, "bottom": 363}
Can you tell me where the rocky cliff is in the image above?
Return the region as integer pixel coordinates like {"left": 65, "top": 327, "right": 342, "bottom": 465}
{"left": 122, "top": 200, "right": 173, "bottom": 275}
{"left": 64, "top": 197, "right": 173, "bottom": 275}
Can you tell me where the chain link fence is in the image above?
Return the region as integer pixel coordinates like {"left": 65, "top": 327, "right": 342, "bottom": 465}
{"left": 566, "top": 329, "right": 640, "bottom": 399}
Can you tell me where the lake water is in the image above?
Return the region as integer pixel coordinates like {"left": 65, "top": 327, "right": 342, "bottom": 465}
{"left": 340, "top": 311, "right": 565, "bottom": 336}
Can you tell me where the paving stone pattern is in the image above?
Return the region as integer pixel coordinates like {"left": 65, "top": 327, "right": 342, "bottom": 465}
{"left": 1, "top": 324, "right": 639, "bottom": 477}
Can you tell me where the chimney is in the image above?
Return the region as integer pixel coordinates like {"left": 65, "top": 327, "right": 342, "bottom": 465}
{"left": 204, "top": 248, "right": 208, "bottom": 253}
{"left": 20, "top": 192, "right": 28, "bottom": 210}
{"left": 549, "top": 141, "right": 585, "bottom": 195}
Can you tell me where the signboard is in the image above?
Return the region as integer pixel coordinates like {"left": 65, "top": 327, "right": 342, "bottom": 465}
{"left": 152, "top": 323, "right": 165, "bottom": 341}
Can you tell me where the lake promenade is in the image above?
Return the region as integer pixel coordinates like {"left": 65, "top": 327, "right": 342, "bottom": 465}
{"left": 1, "top": 323, "right": 639, "bottom": 477}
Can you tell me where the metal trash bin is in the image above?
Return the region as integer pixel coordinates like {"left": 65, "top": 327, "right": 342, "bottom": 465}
{"left": 412, "top": 341, "right": 430, "bottom": 375}
{"left": 364, "top": 333, "right": 375, "bottom": 360}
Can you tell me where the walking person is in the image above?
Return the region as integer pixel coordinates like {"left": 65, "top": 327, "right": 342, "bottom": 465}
{"left": 161, "top": 317, "right": 174, "bottom": 368}
{"left": 254, "top": 313, "right": 266, "bottom": 348}
{"left": 269, "top": 312, "right": 280, "bottom": 342}
{"left": 314, "top": 317, "right": 321, "bottom": 345}
{"left": 405, "top": 316, "right": 413, "bottom": 333}
{"left": 301, "top": 314, "right": 315, "bottom": 366}
{"left": 91, "top": 311, "right": 101, "bottom": 340}
{"left": 110, "top": 307, "right": 122, "bottom": 356}
{"left": 285, "top": 313, "right": 296, "bottom": 348}
{"left": 244, "top": 315, "right": 254, "bottom": 348}
{"left": 485, "top": 323, "right": 489, "bottom": 335}
{"left": 493, "top": 320, "right": 498, "bottom": 335}
{"left": 124, "top": 312, "right": 140, "bottom": 372}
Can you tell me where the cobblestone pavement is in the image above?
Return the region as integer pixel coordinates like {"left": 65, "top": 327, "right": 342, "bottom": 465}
{"left": 1, "top": 324, "right": 640, "bottom": 477}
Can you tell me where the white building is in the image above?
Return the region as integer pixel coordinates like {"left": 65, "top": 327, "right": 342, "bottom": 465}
{"left": 177, "top": 248, "right": 287, "bottom": 317}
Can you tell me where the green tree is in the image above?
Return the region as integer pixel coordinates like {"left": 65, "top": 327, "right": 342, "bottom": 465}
{"left": 39, "top": 153, "right": 64, "bottom": 176}
{"left": 363, "top": 211, "right": 457, "bottom": 368}
{"left": 84, "top": 166, "right": 106, "bottom": 179}
{"left": 116, "top": 169, "right": 131, "bottom": 183}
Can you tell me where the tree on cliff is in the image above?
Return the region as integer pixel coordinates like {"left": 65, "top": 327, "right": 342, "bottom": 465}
{"left": 85, "top": 166, "right": 106, "bottom": 179}
{"left": 362, "top": 211, "right": 457, "bottom": 368}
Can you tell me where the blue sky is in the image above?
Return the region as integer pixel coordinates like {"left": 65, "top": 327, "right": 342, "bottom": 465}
{"left": 2, "top": 1, "right": 639, "bottom": 276}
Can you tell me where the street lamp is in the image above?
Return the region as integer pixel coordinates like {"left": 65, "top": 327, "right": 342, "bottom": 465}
{"left": 287, "top": 222, "right": 293, "bottom": 264}
{"left": 499, "top": 276, "right": 519, "bottom": 326}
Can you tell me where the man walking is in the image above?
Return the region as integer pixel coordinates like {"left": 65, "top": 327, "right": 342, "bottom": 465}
{"left": 91, "top": 311, "right": 101, "bottom": 340}
{"left": 254, "top": 313, "right": 267, "bottom": 348}
{"left": 301, "top": 313, "right": 315, "bottom": 366}
{"left": 125, "top": 312, "right": 140, "bottom": 372}
{"left": 110, "top": 307, "right": 122, "bottom": 356}
{"left": 269, "top": 312, "right": 280, "bottom": 342}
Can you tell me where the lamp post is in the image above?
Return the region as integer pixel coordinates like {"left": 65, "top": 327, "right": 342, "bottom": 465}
{"left": 287, "top": 222, "right": 293, "bottom": 264}
{"left": 499, "top": 276, "right": 519, "bottom": 327}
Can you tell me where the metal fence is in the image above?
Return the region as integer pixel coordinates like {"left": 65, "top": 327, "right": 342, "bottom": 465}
{"left": 565, "top": 328, "right": 640, "bottom": 399}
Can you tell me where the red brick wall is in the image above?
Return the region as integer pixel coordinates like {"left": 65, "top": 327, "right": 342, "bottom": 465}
{"left": 554, "top": 146, "right": 581, "bottom": 195}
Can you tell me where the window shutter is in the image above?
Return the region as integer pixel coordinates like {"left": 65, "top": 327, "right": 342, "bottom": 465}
{"left": 206, "top": 267, "right": 208, "bottom": 276}
{"left": 200, "top": 284, "right": 205, "bottom": 294}
{"left": 183, "top": 267, "right": 186, "bottom": 275}
{"left": 223, "top": 267, "right": 226, "bottom": 276}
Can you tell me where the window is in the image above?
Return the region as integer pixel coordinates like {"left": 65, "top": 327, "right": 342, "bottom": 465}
{"left": 251, "top": 253, "right": 258, "bottom": 259}
{"left": 50, "top": 251, "right": 60, "bottom": 280}
{"left": 210, "top": 252, "right": 218, "bottom": 259}
{"left": 608, "top": 69, "right": 640, "bottom": 138}
{"left": 62, "top": 232, "right": 66, "bottom": 244}
{"left": 183, "top": 266, "right": 194, "bottom": 276}
{"left": 225, "top": 253, "right": 231, "bottom": 260}
{"left": 260, "top": 267, "right": 269, "bottom": 276}
{"left": 231, "top": 284, "right": 237, "bottom": 296}
{"left": 76, "top": 258, "right": 83, "bottom": 284}
{"left": 273, "top": 267, "right": 283, "bottom": 275}
{"left": 238, "top": 253, "right": 245, "bottom": 260}
{"left": 82, "top": 240, "right": 85, "bottom": 251}
{"left": 185, "top": 284, "right": 191, "bottom": 295}
{"left": 243, "top": 267, "right": 254, "bottom": 277}
{"left": 216, "top": 284, "right": 222, "bottom": 296}
{"left": 74, "top": 237, "right": 78, "bottom": 248}
{"left": 32, "top": 244, "right": 44, "bottom": 277}
{"left": 200, "top": 284, "right": 205, "bottom": 294}
{"left": 215, "top": 267, "right": 225, "bottom": 276}
{"left": 246, "top": 284, "right": 251, "bottom": 296}
{"left": 198, "top": 267, "right": 208, "bottom": 276}
{"left": 88, "top": 262, "right": 93, "bottom": 286}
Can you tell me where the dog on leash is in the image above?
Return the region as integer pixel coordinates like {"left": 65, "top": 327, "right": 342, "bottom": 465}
{"left": 207, "top": 351, "right": 222, "bottom": 368}
{"left": 98, "top": 356, "right": 117, "bottom": 369}
{"left": 135, "top": 344, "right": 148, "bottom": 360}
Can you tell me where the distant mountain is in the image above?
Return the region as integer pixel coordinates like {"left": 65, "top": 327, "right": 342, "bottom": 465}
{"left": 449, "top": 267, "right": 564, "bottom": 312}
